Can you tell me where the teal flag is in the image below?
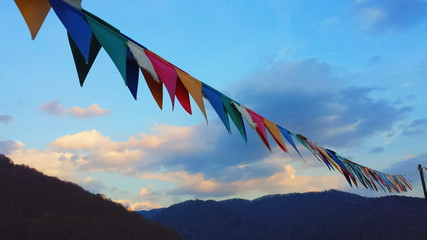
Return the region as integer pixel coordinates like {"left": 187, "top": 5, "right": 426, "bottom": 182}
{"left": 222, "top": 96, "right": 247, "bottom": 141}
{"left": 85, "top": 13, "right": 128, "bottom": 84}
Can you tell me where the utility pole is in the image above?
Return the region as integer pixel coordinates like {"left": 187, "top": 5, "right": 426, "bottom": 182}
{"left": 418, "top": 164, "right": 427, "bottom": 207}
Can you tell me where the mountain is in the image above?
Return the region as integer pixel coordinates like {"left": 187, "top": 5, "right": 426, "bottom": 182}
{"left": 0, "top": 154, "right": 182, "bottom": 240}
{"left": 139, "top": 190, "right": 427, "bottom": 240}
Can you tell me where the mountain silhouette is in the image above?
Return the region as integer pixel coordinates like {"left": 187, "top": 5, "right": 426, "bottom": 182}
{"left": 0, "top": 154, "right": 182, "bottom": 240}
{"left": 139, "top": 190, "right": 427, "bottom": 240}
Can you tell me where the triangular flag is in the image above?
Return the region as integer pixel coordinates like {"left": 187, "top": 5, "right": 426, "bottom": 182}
{"left": 382, "top": 174, "right": 395, "bottom": 190}
{"left": 223, "top": 96, "right": 247, "bottom": 141}
{"left": 294, "top": 134, "right": 325, "bottom": 163}
{"left": 360, "top": 167, "right": 378, "bottom": 191}
{"left": 175, "top": 77, "right": 192, "bottom": 114}
{"left": 348, "top": 164, "right": 368, "bottom": 189}
{"left": 398, "top": 175, "right": 412, "bottom": 190}
{"left": 145, "top": 50, "right": 177, "bottom": 108}
{"left": 175, "top": 68, "right": 207, "bottom": 121}
{"left": 127, "top": 41, "right": 162, "bottom": 108}
{"left": 126, "top": 47, "right": 139, "bottom": 100}
{"left": 353, "top": 164, "right": 371, "bottom": 188}
{"left": 278, "top": 127, "right": 302, "bottom": 157}
{"left": 264, "top": 119, "right": 288, "bottom": 153}
{"left": 295, "top": 134, "right": 318, "bottom": 153}
{"left": 68, "top": 33, "right": 101, "bottom": 86}
{"left": 342, "top": 172, "right": 353, "bottom": 187}
{"left": 353, "top": 165, "right": 373, "bottom": 190}
{"left": 232, "top": 102, "right": 257, "bottom": 129}
{"left": 86, "top": 14, "right": 128, "bottom": 83}
{"left": 86, "top": 13, "right": 139, "bottom": 98}
{"left": 50, "top": 0, "right": 92, "bottom": 62}
{"left": 15, "top": 0, "right": 51, "bottom": 39}
{"left": 314, "top": 145, "right": 335, "bottom": 170}
{"left": 127, "top": 41, "right": 160, "bottom": 83}
{"left": 317, "top": 147, "right": 342, "bottom": 173}
{"left": 143, "top": 68, "right": 163, "bottom": 109}
{"left": 340, "top": 161, "right": 358, "bottom": 187}
{"left": 370, "top": 172, "right": 385, "bottom": 191}
{"left": 138, "top": 49, "right": 189, "bottom": 113}
{"left": 246, "top": 108, "right": 271, "bottom": 151}
{"left": 202, "top": 84, "right": 230, "bottom": 132}
{"left": 292, "top": 133, "right": 311, "bottom": 151}
{"left": 325, "top": 149, "right": 351, "bottom": 176}
{"left": 398, "top": 175, "right": 411, "bottom": 190}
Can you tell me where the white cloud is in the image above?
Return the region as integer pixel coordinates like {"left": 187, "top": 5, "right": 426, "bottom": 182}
{"left": 69, "top": 104, "right": 111, "bottom": 118}
{"left": 39, "top": 100, "right": 111, "bottom": 118}
{"left": 46, "top": 125, "right": 204, "bottom": 173}
{"left": 129, "top": 201, "right": 162, "bottom": 211}
{"left": 114, "top": 199, "right": 162, "bottom": 211}
{"left": 8, "top": 147, "right": 79, "bottom": 180}
{"left": 50, "top": 130, "right": 111, "bottom": 150}
{"left": 49, "top": 129, "right": 145, "bottom": 172}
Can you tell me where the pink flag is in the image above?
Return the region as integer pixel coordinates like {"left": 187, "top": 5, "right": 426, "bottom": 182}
{"left": 246, "top": 108, "right": 271, "bottom": 151}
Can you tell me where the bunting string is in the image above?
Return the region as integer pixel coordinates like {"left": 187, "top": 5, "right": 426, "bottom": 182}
{"left": 14, "top": 0, "right": 412, "bottom": 193}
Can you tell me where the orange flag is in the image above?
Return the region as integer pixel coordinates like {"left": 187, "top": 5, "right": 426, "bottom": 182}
{"left": 264, "top": 119, "right": 288, "bottom": 153}
{"left": 15, "top": 0, "right": 51, "bottom": 39}
{"left": 175, "top": 68, "right": 207, "bottom": 121}
{"left": 142, "top": 68, "right": 163, "bottom": 109}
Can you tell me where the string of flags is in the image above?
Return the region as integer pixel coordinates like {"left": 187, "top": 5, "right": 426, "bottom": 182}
{"left": 14, "top": 0, "right": 413, "bottom": 193}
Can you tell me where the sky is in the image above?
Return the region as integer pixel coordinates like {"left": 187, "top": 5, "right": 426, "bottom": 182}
{"left": 1, "top": 0, "right": 427, "bottom": 210}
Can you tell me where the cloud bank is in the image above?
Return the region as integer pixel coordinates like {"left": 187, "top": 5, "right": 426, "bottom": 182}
{"left": 4, "top": 123, "right": 340, "bottom": 200}
{"left": 234, "top": 58, "right": 410, "bottom": 148}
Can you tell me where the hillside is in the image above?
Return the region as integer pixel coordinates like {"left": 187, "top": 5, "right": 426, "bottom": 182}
{"left": 0, "top": 154, "right": 182, "bottom": 240}
{"left": 139, "top": 190, "right": 427, "bottom": 240}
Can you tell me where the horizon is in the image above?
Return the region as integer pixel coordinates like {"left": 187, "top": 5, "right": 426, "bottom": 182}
{"left": 1, "top": 0, "right": 427, "bottom": 210}
{"left": 4, "top": 153, "right": 421, "bottom": 211}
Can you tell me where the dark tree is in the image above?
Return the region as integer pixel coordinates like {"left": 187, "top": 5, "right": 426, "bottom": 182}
{"left": 141, "top": 190, "right": 427, "bottom": 240}
{"left": 0, "top": 154, "right": 182, "bottom": 240}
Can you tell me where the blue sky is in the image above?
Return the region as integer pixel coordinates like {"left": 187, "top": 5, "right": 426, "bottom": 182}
{"left": 1, "top": 0, "right": 427, "bottom": 210}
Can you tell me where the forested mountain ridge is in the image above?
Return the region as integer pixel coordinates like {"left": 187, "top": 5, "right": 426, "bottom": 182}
{"left": 139, "top": 190, "right": 427, "bottom": 240}
{"left": 0, "top": 154, "right": 182, "bottom": 240}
